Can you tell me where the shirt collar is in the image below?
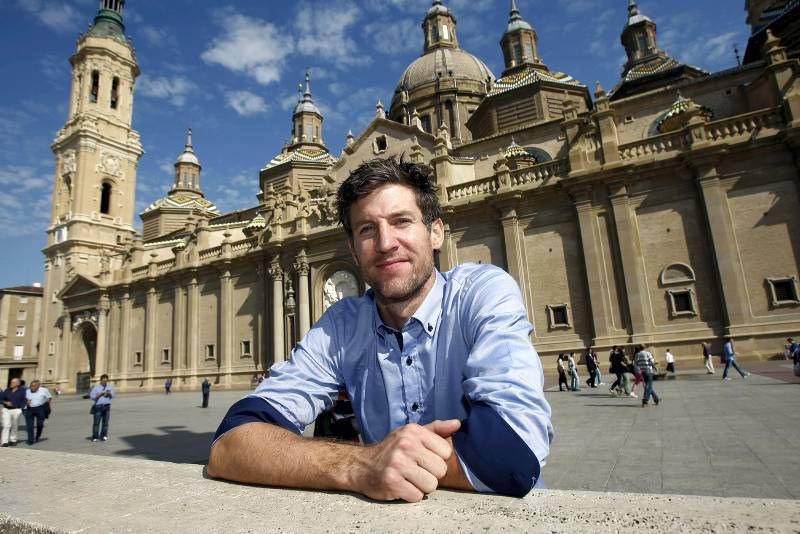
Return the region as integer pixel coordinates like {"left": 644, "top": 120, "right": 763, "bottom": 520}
{"left": 371, "top": 270, "right": 445, "bottom": 338}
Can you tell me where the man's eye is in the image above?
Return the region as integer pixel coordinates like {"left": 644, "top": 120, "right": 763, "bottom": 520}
{"left": 396, "top": 218, "right": 412, "bottom": 226}
{"left": 358, "top": 225, "right": 374, "bottom": 235}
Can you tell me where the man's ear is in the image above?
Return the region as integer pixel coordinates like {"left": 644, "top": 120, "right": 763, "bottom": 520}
{"left": 430, "top": 218, "right": 444, "bottom": 251}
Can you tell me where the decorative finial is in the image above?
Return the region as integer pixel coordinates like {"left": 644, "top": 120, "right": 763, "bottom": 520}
{"left": 628, "top": 0, "right": 639, "bottom": 15}
{"left": 375, "top": 99, "right": 386, "bottom": 119}
{"left": 185, "top": 127, "right": 193, "bottom": 151}
{"left": 595, "top": 81, "right": 606, "bottom": 98}
{"left": 346, "top": 129, "right": 355, "bottom": 147}
{"left": 304, "top": 69, "right": 312, "bottom": 97}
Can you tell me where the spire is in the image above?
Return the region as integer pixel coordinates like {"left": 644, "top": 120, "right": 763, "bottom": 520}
{"left": 293, "top": 69, "right": 320, "bottom": 116}
{"left": 175, "top": 127, "right": 200, "bottom": 167}
{"left": 304, "top": 70, "right": 312, "bottom": 99}
{"left": 506, "top": 0, "right": 532, "bottom": 33}
{"left": 184, "top": 127, "right": 194, "bottom": 153}
{"left": 376, "top": 99, "right": 386, "bottom": 119}
{"left": 423, "top": 0, "right": 459, "bottom": 52}
{"left": 88, "top": 0, "right": 127, "bottom": 42}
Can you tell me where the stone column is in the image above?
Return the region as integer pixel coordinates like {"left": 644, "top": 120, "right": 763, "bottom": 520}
{"left": 499, "top": 203, "right": 533, "bottom": 315}
{"left": 172, "top": 281, "right": 186, "bottom": 376}
{"left": 58, "top": 312, "right": 72, "bottom": 386}
{"left": 694, "top": 162, "right": 750, "bottom": 331}
{"left": 269, "top": 262, "right": 285, "bottom": 364}
{"left": 144, "top": 285, "right": 157, "bottom": 387}
{"left": 94, "top": 296, "right": 110, "bottom": 377}
{"left": 118, "top": 288, "right": 131, "bottom": 381}
{"left": 438, "top": 212, "right": 456, "bottom": 272}
{"left": 219, "top": 267, "right": 233, "bottom": 385}
{"left": 573, "top": 187, "right": 613, "bottom": 342}
{"left": 294, "top": 250, "right": 311, "bottom": 339}
{"left": 185, "top": 273, "right": 199, "bottom": 386}
{"left": 256, "top": 261, "right": 266, "bottom": 372}
{"left": 608, "top": 181, "right": 653, "bottom": 341}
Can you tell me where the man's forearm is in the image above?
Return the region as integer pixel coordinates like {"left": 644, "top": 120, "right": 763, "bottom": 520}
{"left": 207, "top": 422, "right": 361, "bottom": 492}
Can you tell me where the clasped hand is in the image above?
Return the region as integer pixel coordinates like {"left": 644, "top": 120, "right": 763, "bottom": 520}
{"left": 351, "top": 419, "right": 461, "bottom": 503}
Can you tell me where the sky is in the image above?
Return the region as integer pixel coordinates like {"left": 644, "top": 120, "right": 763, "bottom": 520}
{"left": 0, "top": 0, "right": 751, "bottom": 287}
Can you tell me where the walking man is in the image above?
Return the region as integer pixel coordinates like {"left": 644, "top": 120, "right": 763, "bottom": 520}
{"left": 569, "top": 352, "right": 580, "bottom": 392}
{"left": 89, "top": 374, "right": 115, "bottom": 442}
{"left": 584, "top": 348, "right": 597, "bottom": 388}
{"left": 722, "top": 338, "right": 750, "bottom": 380}
{"left": 24, "top": 380, "right": 52, "bottom": 445}
{"left": 702, "top": 341, "right": 715, "bottom": 374}
{"left": 634, "top": 345, "right": 660, "bottom": 407}
{"left": 164, "top": 378, "right": 173, "bottom": 395}
{"left": 201, "top": 377, "right": 211, "bottom": 408}
{"left": 1, "top": 378, "right": 26, "bottom": 447}
{"left": 664, "top": 348, "right": 676, "bottom": 376}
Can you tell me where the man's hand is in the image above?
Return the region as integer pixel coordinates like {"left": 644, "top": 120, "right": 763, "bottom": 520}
{"left": 348, "top": 419, "right": 460, "bottom": 503}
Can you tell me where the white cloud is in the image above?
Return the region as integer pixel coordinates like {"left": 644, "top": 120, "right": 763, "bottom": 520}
{"left": 363, "top": 18, "right": 419, "bottom": 56}
{"left": 0, "top": 166, "right": 52, "bottom": 237}
{"left": 226, "top": 90, "right": 268, "bottom": 116}
{"left": 202, "top": 8, "right": 294, "bottom": 85}
{"left": 136, "top": 74, "right": 197, "bottom": 107}
{"left": 295, "top": 1, "right": 370, "bottom": 68}
{"left": 138, "top": 26, "right": 179, "bottom": 50}
{"left": 17, "top": 0, "right": 81, "bottom": 32}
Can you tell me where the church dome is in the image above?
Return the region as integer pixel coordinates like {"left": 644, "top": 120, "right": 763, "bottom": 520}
{"left": 395, "top": 47, "right": 495, "bottom": 94}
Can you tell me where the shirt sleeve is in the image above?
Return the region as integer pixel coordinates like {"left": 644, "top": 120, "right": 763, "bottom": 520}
{"left": 213, "top": 310, "right": 343, "bottom": 443}
{"left": 451, "top": 267, "right": 553, "bottom": 497}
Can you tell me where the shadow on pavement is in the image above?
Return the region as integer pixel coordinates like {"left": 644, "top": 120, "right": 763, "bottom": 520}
{"left": 115, "top": 425, "right": 214, "bottom": 464}
{"left": 583, "top": 404, "right": 640, "bottom": 408}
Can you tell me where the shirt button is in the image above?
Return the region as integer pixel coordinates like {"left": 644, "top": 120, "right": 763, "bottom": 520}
{"left": 406, "top": 356, "right": 412, "bottom": 366}
{"left": 411, "top": 402, "right": 419, "bottom": 412}
{"left": 427, "top": 324, "right": 433, "bottom": 332}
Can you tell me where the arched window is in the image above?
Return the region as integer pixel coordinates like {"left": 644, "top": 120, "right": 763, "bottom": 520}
{"left": 90, "top": 71, "right": 99, "bottom": 103}
{"left": 110, "top": 77, "right": 119, "bottom": 109}
{"left": 445, "top": 100, "right": 455, "bottom": 136}
{"left": 100, "top": 182, "right": 112, "bottom": 214}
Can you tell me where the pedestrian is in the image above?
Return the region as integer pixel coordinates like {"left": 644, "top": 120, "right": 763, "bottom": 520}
{"left": 556, "top": 354, "right": 569, "bottom": 392}
{"left": 201, "top": 377, "right": 211, "bottom": 408}
{"left": 1, "top": 378, "right": 26, "bottom": 447}
{"left": 164, "top": 378, "right": 172, "bottom": 395}
{"left": 664, "top": 348, "right": 676, "bottom": 375}
{"left": 89, "top": 374, "right": 115, "bottom": 442}
{"left": 24, "top": 380, "right": 52, "bottom": 445}
{"left": 608, "top": 346, "right": 625, "bottom": 395}
{"left": 569, "top": 352, "right": 581, "bottom": 391}
{"left": 702, "top": 341, "right": 715, "bottom": 374}
{"left": 634, "top": 345, "right": 660, "bottom": 407}
{"left": 722, "top": 338, "right": 750, "bottom": 380}
{"left": 584, "top": 348, "right": 597, "bottom": 388}
{"left": 592, "top": 349, "right": 604, "bottom": 386}
{"left": 787, "top": 338, "right": 798, "bottom": 363}
{"left": 629, "top": 348, "right": 643, "bottom": 397}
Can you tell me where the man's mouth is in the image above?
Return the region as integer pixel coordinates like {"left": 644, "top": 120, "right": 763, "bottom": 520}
{"left": 376, "top": 258, "right": 408, "bottom": 269}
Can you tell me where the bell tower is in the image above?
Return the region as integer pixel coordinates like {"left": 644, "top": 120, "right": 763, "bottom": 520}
{"left": 500, "top": 0, "right": 545, "bottom": 76}
{"left": 423, "top": 0, "right": 459, "bottom": 52}
{"left": 39, "top": 0, "right": 144, "bottom": 387}
{"left": 620, "top": 0, "right": 660, "bottom": 71}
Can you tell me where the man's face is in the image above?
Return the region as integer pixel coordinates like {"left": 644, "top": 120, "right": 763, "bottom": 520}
{"left": 347, "top": 183, "right": 443, "bottom": 306}
{"left": 100, "top": 377, "right": 108, "bottom": 386}
{"left": 30, "top": 383, "right": 39, "bottom": 392}
{"left": 9, "top": 378, "right": 20, "bottom": 389}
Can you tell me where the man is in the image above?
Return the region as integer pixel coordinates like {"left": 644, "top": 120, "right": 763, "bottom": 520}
{"left": 787, "top": 338, "right": 799, "bottom": 365}
{"left": 634, "top": 345, "right": 660, "bottom": 407}
{"left": 89, "top": 374, "right": 115, "bottom": 442}
{"left": 584, "top": 347, "right": 598, "bottom": 388}
{"left": 164, "top": 378, "right": 172, "bottom": 395}
{"left": 664, "top": 349, "right": 676, "bottom": 375}
{"left": 702, "top": 341, "right": 715, "bottom": 374}
{"left": 208, "top": 157, "right": 552, "bottom": 502}
{"left": 24, "top": 380, "right": 52, "bottom": 445}
{"left": 201, "top": 378, "right": 211, "bottom": 408}
{"left": 1, "top": 378, "right": 26, "bottom": 447}
{"left": 722, "top": 338, "right": 750, "bottom": 380}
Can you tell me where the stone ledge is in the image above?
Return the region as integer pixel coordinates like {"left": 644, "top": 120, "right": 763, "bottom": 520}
{"left": 0, "top": 449, "right": 797, "bottom": 533}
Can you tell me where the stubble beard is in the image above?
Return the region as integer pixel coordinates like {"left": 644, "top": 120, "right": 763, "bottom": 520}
{"left": 367, "top": 253, "right": 435, "bottom": 306}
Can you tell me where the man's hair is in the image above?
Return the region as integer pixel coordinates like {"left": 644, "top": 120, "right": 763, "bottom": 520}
{"left": 30, "top": 380, "right": 40, "bottom": 386}
{"left": 100, "top": 374, "right": 109, "bottom": 380}
{"left": 336, "top": 156, "right": 441, "bottom": 237}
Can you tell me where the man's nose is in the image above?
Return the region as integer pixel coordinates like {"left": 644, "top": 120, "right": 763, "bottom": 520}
{"left": 375, "top": 224, "right": 398, "bottom": 253}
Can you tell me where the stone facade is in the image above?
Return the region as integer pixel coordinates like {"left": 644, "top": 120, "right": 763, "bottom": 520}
{"left": 0, "top": 286, "right": 43, "bottom": 387}
{"left": 37, "top": 1, "right": 800, "bottom": 393}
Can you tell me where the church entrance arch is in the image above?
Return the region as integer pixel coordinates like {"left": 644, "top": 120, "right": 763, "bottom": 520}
{"left": 71, "top": 321, "right": 97, "bottom": 393}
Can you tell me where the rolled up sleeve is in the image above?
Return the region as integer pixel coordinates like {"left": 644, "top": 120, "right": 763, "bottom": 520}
{"left": 451, "top": 268, "right": 553, "bottom": 497}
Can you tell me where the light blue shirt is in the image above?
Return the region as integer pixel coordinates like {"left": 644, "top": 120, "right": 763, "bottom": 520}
{"left": 724, "top": 341, "right": 735, "bottom": 360}
{"left": 89, "top": 383, "right": 115, "bottom": 406}
{"left": 245, "top": 263, "right": 553, "bottom": 491}
{"left": 26, "top": 387, "right": 52, "bottom": 408}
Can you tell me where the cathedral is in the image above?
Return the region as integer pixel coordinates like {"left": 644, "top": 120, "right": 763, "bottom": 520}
{"left": 36, "top": 0, "right": 800, "bottom": 392}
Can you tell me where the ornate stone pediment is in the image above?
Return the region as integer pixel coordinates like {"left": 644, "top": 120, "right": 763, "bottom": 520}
{"left": 58, "top": 274, "right": 102, "bottom": 300}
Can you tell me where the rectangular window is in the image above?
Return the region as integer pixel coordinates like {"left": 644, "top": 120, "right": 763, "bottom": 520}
{"left": 48, "top": 342, "right": 55, "bottom": 356}
{"left": 420, "top": 114, "right": 432, "bottom": 134}
{"left": 90, "top": 70, "right": 99, "bottom": 103}
{"left": 667, "top": 288, "right": 697, "bottom": 317}
{"left": 241, "top": 340, "right": 251, "bottom": 358}
{"left": 16, "top": 326, "right": 25, "bottom": 337}
{"left": 161, "top": 348, "right": 171, "bottom": 364}
{"left": 13, "top": 345, "right": 24, "bottom": 360}
{"left": 767, "top": 276, "right": 800, "bottom": 306}
{"left": 546, "top": 304, "right": 571, "bottom": 329}
{"left": 17, "top": 310, "right": 27, "bottom": 321}
{"left": 205, "top": 344, "right": 216, "bottom": 360}
{"left": 441, "top": 24, "right": 449, "bottom": 41}
{"left": 19, "top": 297, "right": 28, "bottom": 304}
{"left": 134, "top": 351, "right": 143, "bottom": 366}
{"left": 110, "top": 76, "right": 119, "bottom": 109}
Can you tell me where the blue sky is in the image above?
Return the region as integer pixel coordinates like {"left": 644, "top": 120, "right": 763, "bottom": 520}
{"left": 0, "top": 0, "right": 749, "bottom": 287}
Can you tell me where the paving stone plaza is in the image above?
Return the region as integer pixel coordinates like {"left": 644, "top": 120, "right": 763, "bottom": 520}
{"left": 9, "top": 359, "right": 798, "bottom": 500}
